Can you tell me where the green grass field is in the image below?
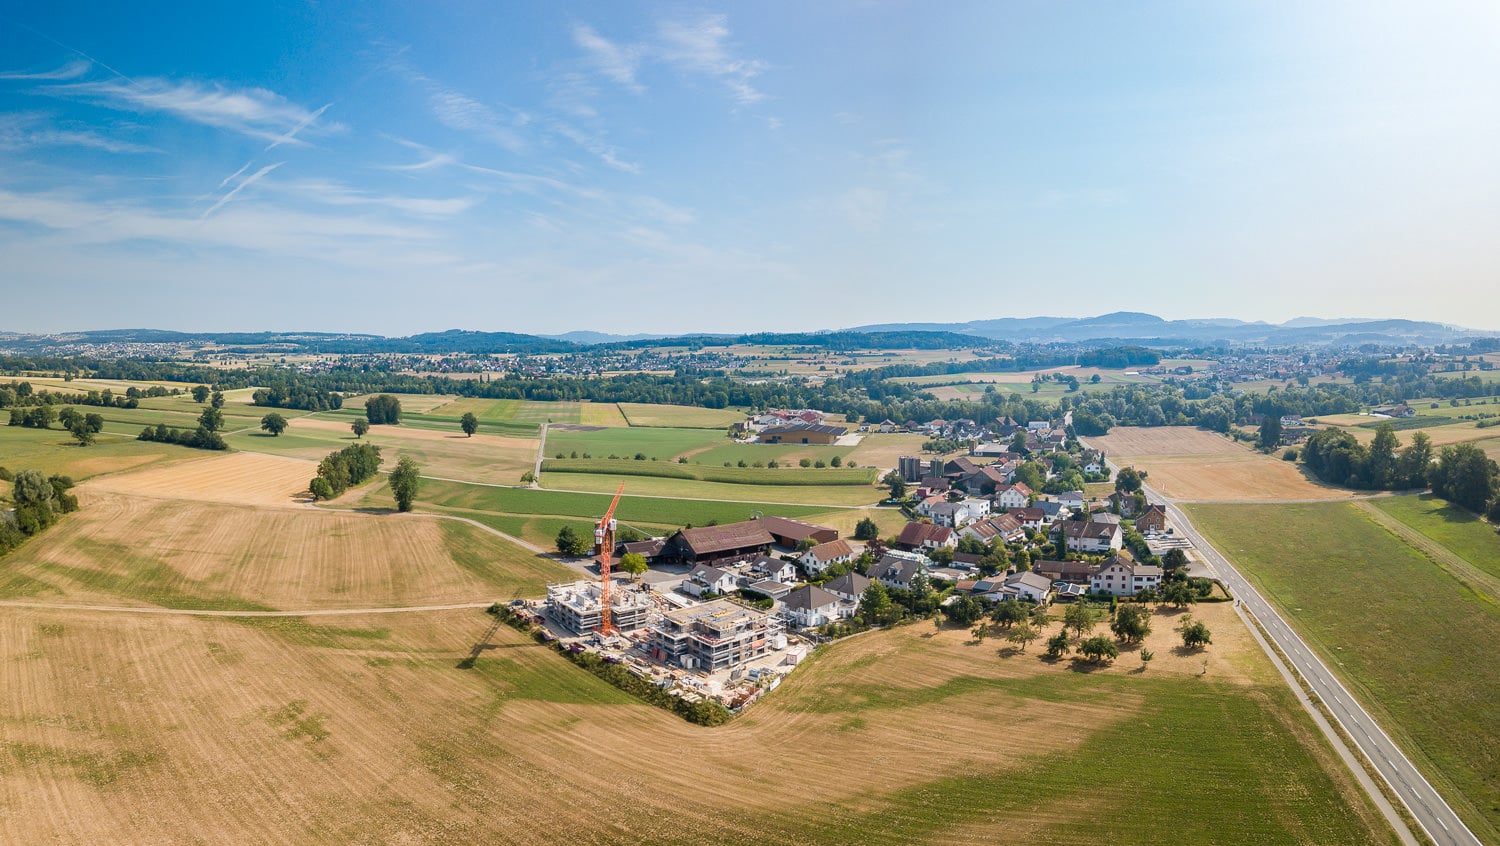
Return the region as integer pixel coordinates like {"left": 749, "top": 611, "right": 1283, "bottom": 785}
{"left": 1372, "top": 495, "right": 1500, "bottom": 582}
{"left": 541, "top": 458, "right": 875, "bottom": 487}
{"left": 616, "top": 402, "right": 745, "bottom": 428}
{"left": 544, "top": 425, "right": 726, "bottom": 460}
{"left": 1187, "top": 499, "right": 1500, "bottom": 841}
{"left": 406, "top": 477, "right": 835, "bottom": 527}
{"left": 538, "top": 471, "right": 883, "bottom": 506}
{"left": 0, "top": 424, "right": 188, "bottom": 483}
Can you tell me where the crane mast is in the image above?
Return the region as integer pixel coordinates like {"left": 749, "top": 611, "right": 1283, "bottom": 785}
{"left": 593, "top": 482, "right": 626, "bottom": 636}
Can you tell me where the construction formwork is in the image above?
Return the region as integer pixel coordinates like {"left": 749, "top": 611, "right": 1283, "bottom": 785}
{"left": 545, "top": 580, "right": 656, "bottom": 635}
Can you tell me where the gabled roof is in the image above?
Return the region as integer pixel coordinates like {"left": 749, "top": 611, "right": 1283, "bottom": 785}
{"left": 824, "top": 572, "right": 871, "bottom": 597}
{"left": 759, "top": 515, "right": 837, "bottom": 543}
{"left": 1061, "top": 520, "right": 1121, "bottom": 540}
{"left": 805, "top": 539, "right": 853, "bottom": 561}
{"left": 690, "top": 565, "right": 735, "bottom": 585}
{"left": 1008, "top": 507, "right": 1045, "bottom": 521}
{"left": 782, "top": 584, "right": 843, "bottom": 611}
{"left": 897, "top": 522, "right": 953, "bottom": 547}
{"left": 1032, "top": 559, "right": 1098, "bottom": 580}
{"left": 1005, "top": 571, "right": 1054, "bottom": 593}
{"left": 675, "top": 522, "right": 776, "bottom": 555}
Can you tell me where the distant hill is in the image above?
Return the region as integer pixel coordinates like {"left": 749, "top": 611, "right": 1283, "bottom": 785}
{"left": 847, "top": 312, "right": 1485, "bottom": 345}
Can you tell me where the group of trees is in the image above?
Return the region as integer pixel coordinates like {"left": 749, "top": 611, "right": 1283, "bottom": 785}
{"left": 555, "top": 524, "right": 592, "bottom": 556}
{"left": 1301, "top": 424, "right": 1432, "bottom": 490}
{"left": 250, "top": 385, "right": 344, "bottom": 411}
{"left": 8, "top": 405, "right": 58, "bottom": 429}
{"left": 1, "top": 380, "right": 157, "bottom": 413}
{"left": 308, "top": 443, "right": 383, "bottom": 501}
{"left": 0, "top": 469, "right": 80, "bottom": 555}
{"left": 1430, "top": 443, "right": 1500, "bottom": 518}
{"left": 58, "top": 408, "right": 105, "bottom": 445}
{"left": 137, "top": 422, "right": 227, "bottom": 450}
{"left": 365, "top": 394, "right": 402, "bottom": 425}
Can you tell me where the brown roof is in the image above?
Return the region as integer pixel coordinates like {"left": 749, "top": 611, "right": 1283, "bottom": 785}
{"left": 1032, "top": 559, "right": 1099, "bottom": 580}
{"left": 805, "top": 539, "right": 853, "bottom": 560}
{"left": 758, "top": 515, "right": 837, "bottom": 543}
{"left": 897, "top": 522, "right": 952, "bottom": 547}
{"left": 675, "top": 522, "right": 775, "bottom": 556}
{"left": 1061, "top": 520, "right": 1120, "bottom": 540}
{"left": 1008, "top": 507, "right": 1044, "bottom": 521}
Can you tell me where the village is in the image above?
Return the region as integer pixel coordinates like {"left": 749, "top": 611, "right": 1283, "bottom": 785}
{"left": 505, "top": 409, "right": 1216, "bottom": 714}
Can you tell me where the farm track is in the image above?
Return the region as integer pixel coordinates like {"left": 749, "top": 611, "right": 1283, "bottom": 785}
{"left": 1352, "top": 501, "right": 1500, "bottom": 605}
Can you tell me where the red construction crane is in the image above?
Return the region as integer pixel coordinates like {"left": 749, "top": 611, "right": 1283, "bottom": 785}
{"left": 593, "top": 482, "right": 626, "bottom": 636}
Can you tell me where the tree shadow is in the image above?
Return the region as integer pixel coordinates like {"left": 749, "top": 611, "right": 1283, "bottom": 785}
{"left": 1170, "top": 645, "right": 1207, "bottom": 657}
{"left": 246, "top": 432, "right": 278, "bottom": 438}
{"left": 351, "top": 506, "right": 399, "bottom": 515}
{"left": 1066, "top": 658, "right": 1111, "bottom": 673}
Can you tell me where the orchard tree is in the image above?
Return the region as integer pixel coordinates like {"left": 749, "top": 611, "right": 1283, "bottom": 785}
{"left": 1007, "top": 620, "right": 1038, "bottom": 652}
{"left": 1110, "top": 604, "right": 1152, "bottom": 644}
{"left": 1180, "top": 617, "right": 1213, "bottom": 650}
{"left": 260, "top": 413, "right": 288, "bottom": 436}
{"left": 1079, "top": 635, "right": 1120, "bottom": 663}
{"left": 1064, "top": 601, "right": 1096, "bottom": 641}
{"left": 460, "top": 412, "right": 479, "bottom": 437}
{"left": 1044, "top": 631, "right": 1071, "bottom": 660}
{"left": 351, "top": 419, "right": 370, "bottom": 439}
{"left": 389, "top": 456, "right": 421, "bottom": 512}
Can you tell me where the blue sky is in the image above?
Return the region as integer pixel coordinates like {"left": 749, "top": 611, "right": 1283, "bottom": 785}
{"left": 2, "top": 1, "right": 1498, "bottom": 335}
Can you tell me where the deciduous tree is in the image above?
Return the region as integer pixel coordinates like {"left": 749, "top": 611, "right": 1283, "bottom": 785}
{"left": 389, "top": 456, "right": 421, "bottom": 512}
{"left": 619, "top": 552, "right": 648, "bottom": 580}
{"left": 260, "top": 412, "right": 288, "bottom": 436}
{"left": 351, "top": 419, "right": 369, "bottom": 439}
{"left": 1079, "top": 635, "right": 1120, "bottom": 663}
{"left": 460, "top": 412, "right": 479, "bottom": 437}
{"left": 191, "top": 385, "right": 210, "bottom": 403}
{"left": 1007, "top": 619, "right": 1038, "bottom": 652}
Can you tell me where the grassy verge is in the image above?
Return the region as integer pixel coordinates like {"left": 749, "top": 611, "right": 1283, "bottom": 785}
{"left": 1187, "top": 500, "right": 1500, "bottom": 841}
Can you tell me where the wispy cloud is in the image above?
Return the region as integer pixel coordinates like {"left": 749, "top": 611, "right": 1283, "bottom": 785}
{"left": 428, "top": 88, "right": 529, "bottom": 152}
{"left": 548, "top": 120, "right": 639, "bottom": 173}
{"left": 657, "top": 15, "right": 768, "bottom": 105}
{"left": 0, "top": 59, "right": 92, "bottom": 81}
{"left": 202, "top": 162, "right": 282, "bottom": 218}
{"left": 573, "top": 25, "right": 644, "bottom": 94}
{"left": 47, "top": 77, "right": 339, "bottom": 145}
{"left": 0, "top": 112, "right": 158, "bottom": 154}
{"left": 277, "top": 178, "right": 481, "bottom": 217}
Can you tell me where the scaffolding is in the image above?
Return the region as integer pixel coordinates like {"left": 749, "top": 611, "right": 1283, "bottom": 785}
{"left": 545, "top": 580, "right": 656, "bottom": 635}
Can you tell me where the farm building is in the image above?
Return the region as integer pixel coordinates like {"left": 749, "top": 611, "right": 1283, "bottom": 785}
{"left": 663, "top": 523, "right": 775, "bottom": 565}
{"left": 1032, "top": 559, "right": 1100, "bottom": 584}
{"left": 758, "top": 515, "right": 838, "bottom": 548}
{"left": 757, "top": 422, "right": 848, "bottom": 445}
{"left": 648, "top": 600, "right": 779, "bottom": 672}
{"left": 546, "top": 580, "right": 656, "bottom": 635}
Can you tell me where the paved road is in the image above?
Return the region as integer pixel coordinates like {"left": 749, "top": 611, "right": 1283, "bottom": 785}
{"left": 1161, "top": 493, "right": 1482, "bottom": 846}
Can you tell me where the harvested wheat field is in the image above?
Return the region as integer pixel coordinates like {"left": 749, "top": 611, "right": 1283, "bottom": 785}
{"left": 83, "top": 451, "right": 318, "bottom": 506}
{"left": 0, "top": 600, "right": 1393, "bottom": 845}
{"left": 262, "top": 416, "right": 540, "bottom": 483}
{"left": 1087, "top": 427, "right": 1352, "bottom": 501}
{"left": 1, "top": 494, "right": 571, "bottom": 609}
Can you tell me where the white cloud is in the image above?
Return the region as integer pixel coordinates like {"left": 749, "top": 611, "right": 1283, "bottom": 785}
{"left": 0, "top": 59, "right": 92, "bottom": 81}
{"left": 657, "top": 15, "right": 767, "bottom": 105}
{"left": 278, "top": 178, "right": 481, "bottom": 217}
{"left": 47, "top": 77, "right": 339, "bottom": 145}
{"left": 0, "top": 113, "right": 158, "bottom": 153}
{"left": 549, "top": 120, "right": 640, "bottom": 173}
{"left": 428, "top": 88, "right": 528, "bottom": 152}
{"left": 573, "top": 26, "right": 643, "bottom": 94}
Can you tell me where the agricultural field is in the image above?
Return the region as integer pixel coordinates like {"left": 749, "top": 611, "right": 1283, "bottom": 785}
{"left": 543, "top": 424, "right": 725, "bottom": 461}
{"left": 0, "top": 598, "right": 1396, "bottom": 844}
{"left": 616, "top": 402, "right": 743, "bottom": 428}
{"left": 1086, "top": 427, "right": 1351, "bottom": 501}
{"left": 894, "top": 366, "right": 1153, "bottom": 387}
{"left": 0, "top": 424, "right": 185, "bottom": 483}
{"left": 538, "top": 471, "right": 883, "bottom": 506}
{"left": 1, "top": 493, "right": 569, "bottom": 609}
{"left": 83, "top": 452, "right": 317, "bottom": 507}
{"left": 1187, "top": 500, "right": 1500, "bottom": 841}
{"left": 541, "top": 458, "right": 876, "bottom": 487}
{"left": 228, "top": 417, "right": 539, "bottom": 486}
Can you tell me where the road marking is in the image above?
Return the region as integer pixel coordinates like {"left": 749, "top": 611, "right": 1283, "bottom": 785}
{"left": 1439, "top": 818, "right": 1450, "bottom": 831}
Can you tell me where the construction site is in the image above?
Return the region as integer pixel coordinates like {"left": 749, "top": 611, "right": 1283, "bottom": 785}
{"left": 518, "top": 483, "right": 815, "bottom": 712}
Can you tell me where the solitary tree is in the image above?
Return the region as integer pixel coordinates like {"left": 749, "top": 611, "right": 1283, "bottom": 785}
{"left": 1007, "top": 619, "right": 1039, "bottom": 652}
{"left": 1139, "top": 649, "right": 1155, "bottom": 669}
{"left": 1180, "top": 618, "right": 1213, "bottom": 650}
{"left": 854, "top": 517, "right": 880, "bottom": 541}
{"left": 198, "top": 406, "right": 224, "bottom": 433}
{"left": 1079, "top": 635, "right": 1120, "bottom": 663}
{"left": 972, "top": 620, "right": 991, "bottom": 643}
{"left": 210, "top": 391, "right": 225, "bottom": 409}
{"left": 351, "top": 419, "right": 370, "bottom": 439}
{"left": 389, "top": 456, "right": 421, "bottom": 512}
{"left": 991, "top": 600, "right": 1027, "bottom": 629}
{"left": 460, "top": 412, "right": 479, "bottom": 437}
{"left": 260, "top": 413, "right": 288, "bottom": 437}
{"left": 1258, "top": 415, "right": 1283, "bottom": 450}
{"left": 191, "top": 385, "right": 211, "bottom": 403}
{"left": 619, "top": 552, "right": 648, "bottom": 580}
{"left": 555, "top": 525, "right": 589, "bottom": 556}
{"left": 1114, "top": 467, "right": 1142, "bottom": 494}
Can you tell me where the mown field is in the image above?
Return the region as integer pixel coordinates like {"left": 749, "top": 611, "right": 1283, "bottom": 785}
{"left": 616, "top": 402, "right": 744, "bottom": 428}
{"left": 537, "top": 471, "right": 884, "bottom": 506}
{"left": 541, "top": 458, "right": 876, "bottom": 487}
{"left": 1186, "top": 499, "right": 1500, "bottom": 841}
{"left": 1085, "top": 427, "right": 1350, "bottom": 501}
{"left": 0, "top": 596, "right": 1397, "bottom": 844}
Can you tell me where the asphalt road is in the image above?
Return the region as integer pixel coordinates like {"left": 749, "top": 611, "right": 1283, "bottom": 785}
{"left": 1160, "top": 493, "right": 1482, "bottom": 846}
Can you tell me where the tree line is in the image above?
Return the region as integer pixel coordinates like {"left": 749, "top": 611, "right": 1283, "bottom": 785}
{"left": 1302, "top": 424, "right": 1500, "bottom": 519}
{"left": 250, "top": 385, "right": 344, "bottom": 411}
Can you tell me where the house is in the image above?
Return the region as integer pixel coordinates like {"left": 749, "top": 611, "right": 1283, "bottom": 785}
{"left": 1057, "top": 490, "right": 1086, "bottom": 510}
{"left": 758, "top": 423, "right": 848, "bottom": 445}
{"left": 1032, "top": 559, "right": 1099, "bottom": 584}
{"left": 1391, "top": 403, "right": 1416, "bottom": 418}
{"left": 1279, "top": 414, "right": 1304, "bottom": 428}
{"left": 1054, "top": 582, "right": 1088, "bottom": 602}
{"left": 972, "top": 442, "right": 1013, "bottom": 458}
{"left": 896, "top": 521, "right": 956, "bottom": 552}
{"left": 758, "top": 515, "right": 839, "bottom": 549}
{"left": 780, "top": 585, "right": 849, "bottom": 628}
{"left": 915, "top": 494, "right": 950, "bottom": 520}
{"left": 1107, "top": 491, "right": 1140, "bottom": 518}
{"left": 1060, "top": 520, "right": 1123, "bottom": 554}
{"left": 927, "top": 498, "right": 990, "bottom": 528}
{"left": 951, "top": 552, "right": 984, "bottom": 570}
{"left": 991, "top": 483, "right": 1032, "bottom": 510}
{"left": 1090, "top": 555, "right": 1163, "bottom": 597}
{"left": 959, "top": 514, "right": 1026, "bottom": 545}
{"left": 1034, "top": 501, "right": 1069, "bottom": 523}
{"left": 823, "top": 571, "right": 872, "bottom": 603}
{"left": 1136, "top": 504, "right": 1168, "bottom": 534}
{"left": 1007, "top": 507, "right": 1045, "bottom": 531}
{"left": 681, "top": 565, "right": 739, "bottom": 597}
{"left": 1002, "top": 571, "right": 1054, "bottom": 604}
{"left": 878, "top": 419, "right": 899, "bottom": 433}
{"left": 748, "top": 554, "right": 798, "bottom": 584}
{"left": 800, "top": 539, "right": 855, "bottom": 574}
{"left": 868, "top": 553, "right": 928, "bottom": 590}
{"left": 963, "top": 464, "right": 1012, "bottom": 495}
{"left": 1081, "top": 452, "right": 1105, "bottom": 475}
{"left": 663, "top": 522, "right": 774, "bottom": 565}
{"left": 618, "top": 537, "right": 666, "bottom": 563}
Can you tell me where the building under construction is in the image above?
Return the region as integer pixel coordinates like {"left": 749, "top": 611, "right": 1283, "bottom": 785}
{"left": 545, "top": 580, "right": 655, "bottom": 635}
{"left": 648, "top": 599, "right": 780, "bottom": 672}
